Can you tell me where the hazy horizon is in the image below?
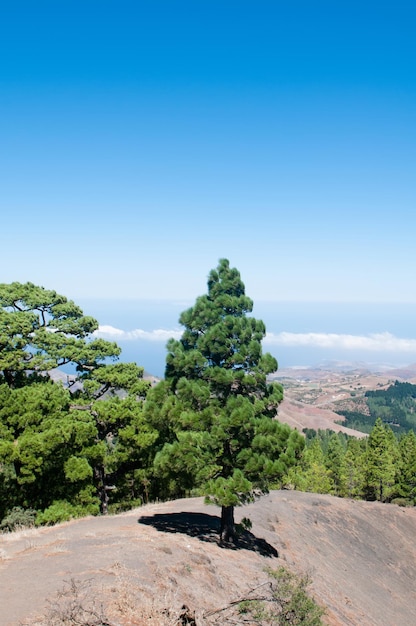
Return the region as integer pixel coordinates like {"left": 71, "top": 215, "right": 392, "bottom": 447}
{"left": 75, "top": 298, "right": 416, "bottom": 378}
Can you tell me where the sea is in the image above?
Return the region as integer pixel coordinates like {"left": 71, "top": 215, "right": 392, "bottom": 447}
{"left": 76, "top": 299, "right": 416, "bottom": 378}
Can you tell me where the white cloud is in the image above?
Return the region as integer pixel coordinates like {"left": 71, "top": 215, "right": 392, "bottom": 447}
{"left": 94, "top": 326, "right": 416, "bottom": 354}
{"left": 264, "top": 331, "right": 416, "bottom": 353}
{"left": 96, "top": 325, "right": 125, "bottom": 337}
{"left": 94, "top": 325, "right": 182, "bottom": 342}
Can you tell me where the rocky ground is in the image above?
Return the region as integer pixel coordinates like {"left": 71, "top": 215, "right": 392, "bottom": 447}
{"left": 1, "top": 491, "right": 416, "bottom": 625}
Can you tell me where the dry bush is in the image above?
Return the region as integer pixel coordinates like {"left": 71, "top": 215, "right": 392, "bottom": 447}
{"left": 204, "top": 567, "right": 325, "bottom": 625}
{"left": 21, "top": 573, "right": 198, "bottom": 626}
{"left": 20, "top": 566, "right": 324, "bottom": 626}
{"left": 21, "top": 578, "right": 111, "bottom": 626}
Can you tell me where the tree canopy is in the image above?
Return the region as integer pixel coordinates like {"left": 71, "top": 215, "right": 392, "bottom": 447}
{"left": 0, "top": 282, "right": 120, "bottom": 388}
{"left": 0, "top": 282, "right": 156, "bottom": 523}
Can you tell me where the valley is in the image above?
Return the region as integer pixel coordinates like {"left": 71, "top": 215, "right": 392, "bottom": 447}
{"left": 271, "top": 363, "right": 416, "bottom": 436}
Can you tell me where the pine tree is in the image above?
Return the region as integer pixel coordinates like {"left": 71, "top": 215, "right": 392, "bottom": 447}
{"left": 300, "top": 438, "right": 333, "bottom": 494}
{"left": 76, "top": 362, "right": 156, "bottom": 514}
{"left": 365, "top": 418, "right": 397, "bottom": 502}
{"left": 344, "top": 437, "right": 366, "bottom": 499}
{"left": 325, "top": 433, "right": 347, "bottom": 496}
{"left": 147, "top": 259, "right": 304, "bottom": 542}
{"left": 0, "top": 282, "right": 120, "bottom": 388}
{"left": 397, "top": 430, "right": 416, "bottom": 504}
{"left": 0, "top": 283, "right": 155, "bottom": 522}
{"left": 0, "top": 380, "right": 99, "bottom": 517}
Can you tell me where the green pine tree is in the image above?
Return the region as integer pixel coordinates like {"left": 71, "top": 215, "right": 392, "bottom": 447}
{"left": 146, "top": 259, "right": 304, "bottom": 542}
{"left": 0, "top": 282, "right": 120, "bottom": 388}
{"left": 365, "top": 418, "right": 397, "bottom": 502}
{"left": 344, "top": 437, "right": 366, "bottom": 499}
{"left": 300, "top": 438, "right": 333, "bottom": 494}
{"left": 0, "top": 284, "right": 155, "bottom": 522}
{"left": 325, "top": 433, "right": 347, "bottom": 496}
{"left": 397, "top": 429, "right": 416, "bottom": 504}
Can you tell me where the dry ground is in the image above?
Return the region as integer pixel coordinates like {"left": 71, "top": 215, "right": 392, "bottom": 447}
{"left": 1, "top": 491, "right": 416, "bottom": 625}
{"left": 271, "top": 364, "right": 416, "bottom": 437}
{"left": 276, "top": 397, "right": 368, "bottom": 438}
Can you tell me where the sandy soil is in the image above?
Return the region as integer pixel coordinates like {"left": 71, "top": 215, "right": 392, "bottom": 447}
{"left": 1, "top": 491, "right": 416, "bottom": 625}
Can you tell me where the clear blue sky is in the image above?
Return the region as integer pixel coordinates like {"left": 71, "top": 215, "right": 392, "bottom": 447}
{"left": 1, "top": 1, "right": 415, "bottom": 304}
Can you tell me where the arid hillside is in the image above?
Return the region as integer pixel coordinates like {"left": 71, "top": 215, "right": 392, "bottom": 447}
{"left": 271, "top": 364, "right": 416, "bottom": 436}
{"left": 1, "top": 491, "right": 415, "bottom": 625}
{"left": 276, "top": 396, "right": 368, "bottom": 438}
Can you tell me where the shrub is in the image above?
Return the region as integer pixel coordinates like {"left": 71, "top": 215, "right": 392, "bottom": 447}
{"left": 237, "top": 566, "right": 325, "bottom": 625}
{"left": 391, "top": 497, "right": 413, "bottom": 507}
{"left": 32, "top": 578, "right": 109, "bottom": 626}
{"left": 35, "top": 500, "right": 99, "bottom": 526}
{"left": 0, "top": 506, "right": 37, "bottom": 532}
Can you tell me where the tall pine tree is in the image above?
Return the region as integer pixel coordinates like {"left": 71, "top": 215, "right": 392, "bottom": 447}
{"left": 365, "top": 418, "right": 397, "bottom": 502}
{"left": 147, "top": 259, "right": 304, "bottom": 542}
{"left": 397, "top": 430, "right": 416, "bottom": 504}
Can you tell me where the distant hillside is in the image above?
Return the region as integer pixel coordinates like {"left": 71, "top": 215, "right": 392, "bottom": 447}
{"left": 277, "top": 396, "right": 368, "bottom": 438}
{"left": 272, "top": 363, "right": 416, "bottom": 436}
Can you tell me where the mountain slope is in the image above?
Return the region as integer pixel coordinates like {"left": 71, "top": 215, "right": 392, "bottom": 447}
{"left": 277, "top": 397, "right": 368, "bottom": 438}
{"left": 1, "top": 491, "right": 415, "bottom": 625}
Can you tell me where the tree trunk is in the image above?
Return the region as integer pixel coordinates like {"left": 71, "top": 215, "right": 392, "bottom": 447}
{"left": 94, "top": 465, "right": 109, "bottom": 515}
{"left": 220, "top": 505, "right": 235, "bottom": 543}
{"left": 3, "top": 369, "right": 15, "bottom": 388}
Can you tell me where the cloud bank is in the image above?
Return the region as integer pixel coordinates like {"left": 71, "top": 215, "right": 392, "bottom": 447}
{"left": 265, "top": 331, "right": 416, "bottom": 353}
{"left": 95, "top": 325, "right": 182, "bottom": 342}
{"left": 95, "top": 326, "right": 416, "bottom": 354}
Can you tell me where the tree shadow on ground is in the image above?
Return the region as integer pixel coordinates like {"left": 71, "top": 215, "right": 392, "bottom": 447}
{"left": 138, "top": 511, "right": 278, "bottom": 557}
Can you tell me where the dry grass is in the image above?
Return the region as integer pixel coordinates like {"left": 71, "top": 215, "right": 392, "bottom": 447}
{"left": 20, "top": 566, "right": 325, "bottom": 626}
{"left": 21, "top": 574, "right": 198, "bottom": 626}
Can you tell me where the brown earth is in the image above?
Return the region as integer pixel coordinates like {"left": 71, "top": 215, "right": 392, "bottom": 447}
{"left": 276, "top": 397, "right": 368, "bottom": 438}
{"left": 270, "top": 364, "right": 416, "bottom": 437}
{"left": 1, "top": 491, "right": 416, "bottom": 626}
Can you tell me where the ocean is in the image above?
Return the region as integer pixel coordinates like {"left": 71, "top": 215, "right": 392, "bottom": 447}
{"left": 77, "top": 299, "right": 416, "bottom": 378}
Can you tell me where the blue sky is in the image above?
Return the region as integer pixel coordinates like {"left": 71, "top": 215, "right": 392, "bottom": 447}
{"left": 2, "top": 2, "right": 416, "bottom": 372}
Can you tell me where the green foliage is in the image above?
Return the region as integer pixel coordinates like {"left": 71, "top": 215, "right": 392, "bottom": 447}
{"left": 364, "top": 418, "right": 398, "bottom": 502}
{"left": 0, "top": 281, "right": 120, "bottom": 388}
{"left": 146, "top": 259, "right": 304, "bottom": 540}
{"left": 0, "top": 380, "right": 97, "bottom": 513}
{"left": 82, "top": 361, "right": 150, "bottom": 399}
{"left": 238, "top": 566, "right": 325, "bottom": 625}
{"left": 0, "top": 506, "right": 37, "bottom": 532}
{"left": 325, "top": 433, "right": 348, "bottom": 496}
{"left": 286, "top": 438, "right": 333, "bottom": 494}
{"left": 336, "top": 381, "right": 416, "bottom": 435}
{"left": 0, "top": 283, "right": 155, "bottom": 525}
{"left": 365, "top": 381, "right": 416, "bottom": 432}
{"left": 239, "top": 516, "right": 253, "bottom": 531}
{"left": 343, "top": 437, "right": 367, "bottom": 498}
{"left": 3, "top": 275, "right": 415, "bottom": 532}
{"left": 292, "top": 420, "right": 416, "bottom": 505}
{"left": 396, "top": 430, "right": 416, "bottom": 503}
{"left": 334, "top": 410, "right": 376, "bottom": 434}
{"left": 64, "top": 457, "right": 93, "bottom": 482}
{"left": 367, "top": 380, "right": 416, "bottom": 401}
{"left": 92, "top": 395, "right": 157, "bottom": 511}
{"left": 390, "top": 497, "right": 413, "bottom": 507}
{"left": 35, "top": 499, "right": 99, "bottom": 526}
{"left": 266, "top": 567, "right": 325, "bottom": 625}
